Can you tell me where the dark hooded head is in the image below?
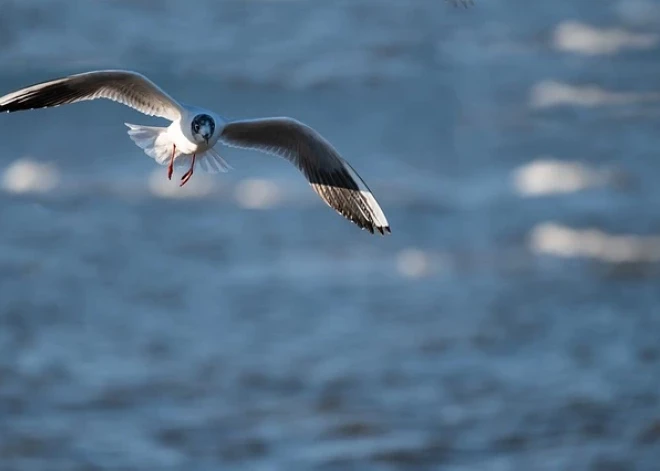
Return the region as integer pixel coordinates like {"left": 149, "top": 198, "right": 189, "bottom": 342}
{"left": 191, "top": 114, "right": 215, "bottom": 144}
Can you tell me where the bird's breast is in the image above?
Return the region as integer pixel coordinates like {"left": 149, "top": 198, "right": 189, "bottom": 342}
{"left": 167, "top": 122, "right": 200, "bottom": 154}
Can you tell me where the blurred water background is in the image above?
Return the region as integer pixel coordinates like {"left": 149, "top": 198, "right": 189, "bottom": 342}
{"left": 1, "top": 0, "right": 660, "bottom": 470}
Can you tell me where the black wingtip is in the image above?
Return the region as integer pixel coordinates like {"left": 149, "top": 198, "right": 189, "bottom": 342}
{"left": 369, "top": 225, "right": 391, "bottom": 236}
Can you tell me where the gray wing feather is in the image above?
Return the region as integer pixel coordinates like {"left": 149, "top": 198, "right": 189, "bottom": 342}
{"left": 220, "top": 117, "right": 390, "bottom": 234}
{"left": 0, "top": 70, "right": 182, "bottom": 120}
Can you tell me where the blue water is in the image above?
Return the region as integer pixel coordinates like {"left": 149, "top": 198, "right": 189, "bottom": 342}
{"left": 1, "top": 1, "right": 660, "bottom": 470}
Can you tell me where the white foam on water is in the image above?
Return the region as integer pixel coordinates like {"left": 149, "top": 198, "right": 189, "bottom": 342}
{"left": 1, "top": 158, "right": 59, "bottom": 194}
{"left": 396, "top": 248, "right": 444, "bottom": 278}
{"left": 529, "top": 222, "right": 660, "bottom": 263}
{"left": 512, "top": 158, "right": 611, "bottom": 197}
{"left": 234, "top": 178, "right": 282, "bottom": 209}
{"left": 553, "top": 20, "right": 658, "bottom": 55}
{"left": 529, "top": 80, "right": 660, "bottom": 108}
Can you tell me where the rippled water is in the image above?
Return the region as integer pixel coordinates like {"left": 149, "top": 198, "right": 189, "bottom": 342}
{"left": 1, "top": 1, "right": 660, "bottom": 470}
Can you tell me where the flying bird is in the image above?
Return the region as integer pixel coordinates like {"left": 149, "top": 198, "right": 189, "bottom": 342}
{"left": 0, "top": 70, "right": 390, "bottom": 235}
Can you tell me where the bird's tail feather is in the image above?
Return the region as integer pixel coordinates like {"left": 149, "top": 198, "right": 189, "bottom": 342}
{"left": 197, "top": 148, "right": 232, "bottom": 173}
{"left": 125, "top": 123, "right": 180, "bottom": 167}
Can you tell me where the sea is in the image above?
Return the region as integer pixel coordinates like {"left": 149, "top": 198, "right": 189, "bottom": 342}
{"left": 0, "top": 1, "right": 660, "bottom": 470}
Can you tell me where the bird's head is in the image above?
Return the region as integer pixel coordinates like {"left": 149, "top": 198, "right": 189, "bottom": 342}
{"left": 191, "top": 114, "right": 215, "bottom": 145}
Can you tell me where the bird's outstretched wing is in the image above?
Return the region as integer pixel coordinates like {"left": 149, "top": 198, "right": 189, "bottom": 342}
{"left": 0, "top": 70, "right": 183, "bottom": 121}
{"left": 220, "top": 117, "right": 391, "bottom": 235}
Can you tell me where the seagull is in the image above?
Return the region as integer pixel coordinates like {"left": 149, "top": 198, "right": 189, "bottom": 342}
{"left": 0, "top": 70, "right": 391, "bottom": 235}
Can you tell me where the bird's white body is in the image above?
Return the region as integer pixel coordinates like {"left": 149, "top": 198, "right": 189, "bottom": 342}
{"left": 0, "top": 70, "right": 390, "bottom": 234}
{"left": 126, "top": 105, "right": 231, "bottom": 174}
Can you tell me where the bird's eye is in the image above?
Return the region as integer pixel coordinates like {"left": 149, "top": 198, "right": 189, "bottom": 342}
{"left": 193, "top": 124, "right": 200, "bottom": 132}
